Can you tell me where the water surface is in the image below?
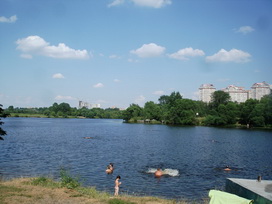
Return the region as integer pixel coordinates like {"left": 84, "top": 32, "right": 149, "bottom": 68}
{"left": 1, "top": 117, "right": 271, "bottom": 200}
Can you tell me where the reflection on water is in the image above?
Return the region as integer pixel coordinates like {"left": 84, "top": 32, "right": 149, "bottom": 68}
{"left": 1, "top": 117, "right": 272, "bottom": 201}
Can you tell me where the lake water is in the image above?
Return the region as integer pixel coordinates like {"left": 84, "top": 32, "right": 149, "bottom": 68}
{"left": 1, "top": 117, "right": 272, "bottom": 201}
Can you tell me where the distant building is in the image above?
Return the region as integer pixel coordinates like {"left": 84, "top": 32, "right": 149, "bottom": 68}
{"left": 222, "top": 85, "right": 249, "bottom": 103}
{"left": 79, "top": 101, "right": 90, "bottom": 109}
{"left": 199, "top": 84, "right": 216, "bottom": 103}
{"left": 199, "top": 81, "right": 271, "bottom": 103}
{"left": 79, "top": 101, "right": 101, "bottom": 109}
{"left": 250, "top": 81, "right": 271, "bottom": 100}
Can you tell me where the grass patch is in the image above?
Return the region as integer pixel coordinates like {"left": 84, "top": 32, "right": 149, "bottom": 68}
{"left": 60, "top": 169, "right": 81, "bottom": 189}
{"left": 0, "top": 183, "right": 25, "bottom": 203}
{"left": 29, "top": 177, "right": 59, "bottom": 188}
{"left": 108, "top": 198, "right": 136, "bottom": 204}
{"left": 75, "top": 186, "right": 110, "bottom": 199}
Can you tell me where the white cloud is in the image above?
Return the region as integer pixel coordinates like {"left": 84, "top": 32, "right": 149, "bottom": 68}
{"left": 109, "top": 54, "right": 121, "bottom": 59}
{"left": 20, "top": 54, "right": 33, "bottom": 59}
{"left": 131, "top": 0, "right": 171, "bottom": 8}
{"left": 93, "top": 83, "right": 104, "bottom": 88}
{"left": 114, "top": 79, "right": 120, "bottom": 82}
{"left": 55, "top": 95, "right": 76, "bottom": 100}
{"left": 135, "top": 95, "right": 146, "bottom": 105}
{"left": 52, "top": 73, "right": 65, "bottom": 79}
{"left": 236, "top": 26, "right": 254, "bottom": 34}
{"left": 130, "top": 43, "right": 165, "bottom": 58}
{"left": 0, "top": 15, "right": 17, "bottom": 23}
{"left": 108, "top": 0, "right": 125, "bottom": 7}
{"left": 16, "top": 35, "right": 89, "bottom": 59}
{"left": 153, "top": 90, "right": 164, "bottom": 95}
{"left": 206, "top": 49, "right": 251, "bottom": 63}
{"left": 168, "top": 47, "right": 205, "bottom": 61}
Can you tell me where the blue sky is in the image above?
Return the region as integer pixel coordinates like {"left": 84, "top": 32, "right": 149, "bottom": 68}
{"left": 0, "top": 0, "right": 271, "bottom": 109}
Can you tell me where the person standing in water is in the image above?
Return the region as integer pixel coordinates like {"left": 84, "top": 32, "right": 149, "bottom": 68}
{"left": 106, "top": 163, "right": 114, "bottom": 174}
{"left": 114, "top": 175, "right": 121, "bottom": 196}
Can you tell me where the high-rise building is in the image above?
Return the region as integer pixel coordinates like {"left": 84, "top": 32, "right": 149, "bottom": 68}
{"left": 199, "top": 81, "right": 271, "bottom": 103}
{"left": 79, "top": 101, "right": 90, "bottom": 109}
{"left": 199, "top": 84, "right": 216, "bottom": 103}
{"left": 222, "top": 85, "right": 249, "bottom": 103}
{"left": 250, "top": 81, "right": 271, "bottom": 100}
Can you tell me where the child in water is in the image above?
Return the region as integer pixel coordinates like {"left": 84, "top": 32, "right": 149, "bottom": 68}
{"left": 114, "top": 175, "right": 121, "bottom": 196}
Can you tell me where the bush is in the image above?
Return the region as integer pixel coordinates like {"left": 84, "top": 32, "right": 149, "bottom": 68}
{"left": 60, "top": 169, "right": 81, "bottom": 189}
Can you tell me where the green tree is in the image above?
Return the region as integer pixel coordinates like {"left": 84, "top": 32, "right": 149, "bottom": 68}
{"left": 260, "top": 93, "right": 272, "bottom": 126}
{"left": 210, "top": 90, "right": 231, "bottom": 110}
{"left": 143, "top": 101, "right": 162, "bottom": 121}
{"left": 0, "top": 104, "right": 8, "bottom": 140}
{"left": 239, "top": 99, "right": 259, "bottom": 126}
{"left": 123, "top": 104, "right": 143, "bottom": 121}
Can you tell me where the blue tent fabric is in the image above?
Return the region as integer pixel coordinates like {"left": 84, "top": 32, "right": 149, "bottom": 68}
{"left": 209, "top": 190, "right": 253, "bottom": 204}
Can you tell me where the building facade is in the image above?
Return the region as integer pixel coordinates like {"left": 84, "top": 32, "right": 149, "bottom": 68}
{"left": 250, "top": 82, "right": 271, "bottom": 100}
{"left": 199, "top": 84, "right": 216, "bottom": 103}
{"left": 199, "top": 81, "right": 271, "bottom": 103}
{"left": 222, "top": 85, "right": 249, "bottom": 103}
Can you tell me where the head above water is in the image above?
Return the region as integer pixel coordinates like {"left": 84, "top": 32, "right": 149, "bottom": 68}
{"left": 116, "top": 175, "right": 121, "bottom": 179}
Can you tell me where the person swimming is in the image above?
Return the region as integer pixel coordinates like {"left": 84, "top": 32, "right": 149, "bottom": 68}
{"left": 106, "top": 163, "right": 114, "bottom": 174}
{"left": 154, "top": 168, "right": 163, "bottom": 177}
{"left": 224, "top": 166, "right": 231, "bottom": 171}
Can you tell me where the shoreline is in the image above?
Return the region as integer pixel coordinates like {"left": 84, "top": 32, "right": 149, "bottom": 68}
{"left": 5, "top": 115, "right": 272, "bottom": 130}
{"left": 0, "top": 177, "right": 209, "bottom": 204}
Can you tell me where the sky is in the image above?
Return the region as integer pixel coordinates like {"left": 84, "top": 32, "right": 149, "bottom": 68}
{"left": 0, "top": 0, "right": 272, "bottom": 109}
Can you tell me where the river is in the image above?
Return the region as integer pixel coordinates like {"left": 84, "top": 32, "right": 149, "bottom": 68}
{"left": 0, "top": 117, "right": 271, "bottom": 200}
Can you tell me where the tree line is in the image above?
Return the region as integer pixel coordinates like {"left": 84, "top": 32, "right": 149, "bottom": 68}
{"left": 4, "top": 102, "right": 123, "bottom": 119}
{"left": 2, "top": 90, "right": 272, "bottom": 129}
{"left": 123, "top": 91, "right": 272, "bottom": 128}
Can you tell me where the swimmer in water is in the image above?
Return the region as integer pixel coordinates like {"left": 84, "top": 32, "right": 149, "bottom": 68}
{"left": 154, "top": 168, "right": 163, "bottom": 177}
{"left": 224, "top": 166, "right": 231, "bottom": 171}
{"left": 106, "top": 163, "right": 114, "bottom": 174}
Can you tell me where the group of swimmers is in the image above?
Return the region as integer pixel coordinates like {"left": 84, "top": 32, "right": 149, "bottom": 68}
{"left": 105, "top": 163, "right": 122, "bottom": 196}
{"left": 106, "top": 164, "right": 164, "bottom": 196}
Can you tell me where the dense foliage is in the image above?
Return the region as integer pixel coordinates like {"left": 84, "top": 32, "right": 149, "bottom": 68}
{"left": 3, "top": 91, "right": 272, "bottom": 128}
{"left": 0, "top": 104, "right": 8, "bottom": 140}
{"left": 123, "top": 91, "right": 272, "bottom": 128}
{"left": 4, "top": 102, "right": 123, "bottom": 119}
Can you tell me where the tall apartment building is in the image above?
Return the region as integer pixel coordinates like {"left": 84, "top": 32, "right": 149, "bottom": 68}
{"left": 199, "top": 84, "right": 216, "bottom": 103}
{"left": 79, "top": 101, "right": 90, "bottom": 109}
{"left": 222, "top": 85, "right": 249, "bottom": 103}
{"left": 199, "top": 81, "right": 271, "bottom": 103}
{"left": 250, "top": 82, "right": 271, "bottom": 100}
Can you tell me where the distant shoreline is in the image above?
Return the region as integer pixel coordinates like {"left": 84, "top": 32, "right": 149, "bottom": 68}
{"left": 5, "top": 115, "right": 272, "bottom": 130}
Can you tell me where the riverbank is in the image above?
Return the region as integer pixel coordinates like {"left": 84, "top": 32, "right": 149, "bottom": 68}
{"left": 0, "top": 177, "right": 209, "bottom": 204}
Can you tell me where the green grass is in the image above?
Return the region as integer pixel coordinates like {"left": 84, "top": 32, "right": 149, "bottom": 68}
{"left": 108, "top": 198, "right": 136, "bottom": 204}
{"left": 0, "top": 184, "right": 24, "bottom": 203}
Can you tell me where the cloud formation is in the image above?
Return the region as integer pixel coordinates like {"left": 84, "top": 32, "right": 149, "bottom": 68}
{"left": 130, "top": 43, "right": 165, "bottom": 58}
{"left": 168, "top": 47, "right": 205, "bottom": 60}
{"left": 16, "top": 35, "right": 89, "bottom": 59}
{"left": 236, "top": 26, "right": 254, "bottom": 34}
{"left": 153, "top": 90, "right": 165, "bottom": 95}
{"left": 135, "top": 95, "right": 146, "bottom": 104}
{"left": 206, "top": 49, "right": 251, "bottom": 63}
{"left": 55, "top": 95, "right": 76, "bottom": 100}
{"left": 108, "top": 0, "right": 125, "bottom": 7}
{"left": 0, "top": 15, "right": 17, "bottom": 23}
{"left": 93, "top": 83, "right": 104, "bottom": 88}
{"left": 52, "top": 73, "right": 65, "bottom": 79}
{"left": 131, "top": 0, "right": 171, "bottom": 8}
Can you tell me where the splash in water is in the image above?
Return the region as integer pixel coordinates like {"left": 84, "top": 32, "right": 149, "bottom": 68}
{"left": 146, "top": 168, "right": 179, "bottom": 177}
